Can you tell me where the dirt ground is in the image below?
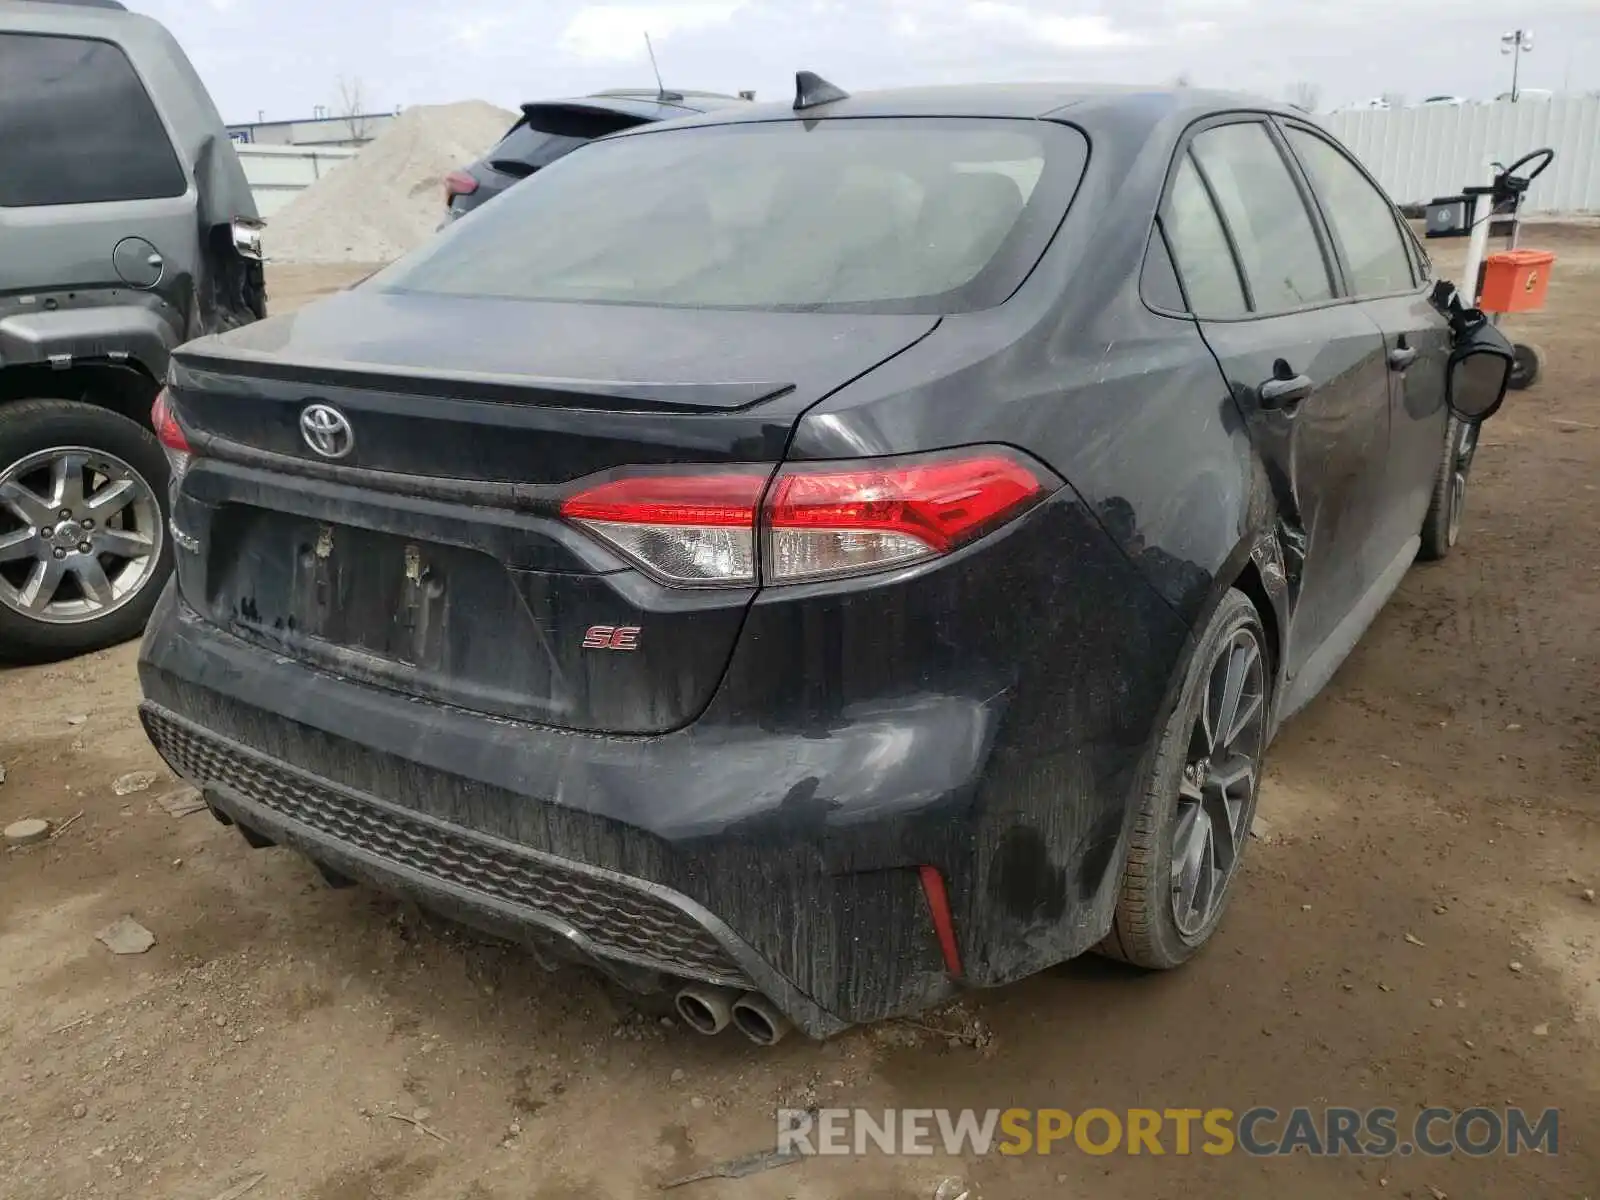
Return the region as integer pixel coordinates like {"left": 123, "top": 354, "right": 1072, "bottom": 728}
{"left": 3, "top": 236, "right": 1598, "bottom": 1200}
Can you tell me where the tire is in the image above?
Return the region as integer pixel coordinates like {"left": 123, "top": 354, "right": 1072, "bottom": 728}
{"left": 1508, "top": 341, "right": 1543, "bottom": 391}
{"left": 0, "top": 398, "right": 172, "bottom": 664}
{"left": 1099, "top": 589, "right": 1271, "bottom": 969}
{"left": 1418, "top": 416, "right": 1477, "bottom": 562}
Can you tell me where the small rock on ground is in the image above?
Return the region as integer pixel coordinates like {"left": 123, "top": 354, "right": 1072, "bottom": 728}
{"left": 113, "top": 771, "right": 159, "bottom": 796}
{"left": 95, "top": 916, "right": 155, "bottom": 955}
{"left": 157, "top": 787, "right": 208, "bottom": 818}
{"left": 4, "top": 818, "right": 50, "bottom": 845}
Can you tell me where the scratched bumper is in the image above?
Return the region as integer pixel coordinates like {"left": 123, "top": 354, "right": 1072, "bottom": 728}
{"left": 136, "top": 583, "right": 983, "bottom": 1036}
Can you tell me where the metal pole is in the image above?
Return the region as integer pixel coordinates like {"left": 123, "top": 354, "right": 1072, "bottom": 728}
{"left": 1511, "top": 34, "right": 1522, "bottom": 102}
{"left": 1460, "top": 163, "right": 1497, "bottom": 307}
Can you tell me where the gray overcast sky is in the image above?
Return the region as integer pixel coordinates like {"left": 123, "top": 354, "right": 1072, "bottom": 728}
{"left": 129, "top": 0, "right": 1600, "bottom": 124}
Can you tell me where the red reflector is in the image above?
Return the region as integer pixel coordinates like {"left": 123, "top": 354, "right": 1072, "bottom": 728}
{"left": 559, "top": 472, "right": 767, "bottom": 527}
{"left": 767, "top": 453, "right": 1047, "bottom": 553}
{"left": 151, "top": 388, "right": 190, "bottom": 453}
{"left": 918, "top": 865, "right": 963, "bottom": 978}
{"left": 444, "top": 169, "right": 479, "bottom": 200}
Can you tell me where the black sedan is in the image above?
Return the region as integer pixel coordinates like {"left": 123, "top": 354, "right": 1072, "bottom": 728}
{"left": 441, "top": 89, "right": 750, "bottom": 224}
{"left": 139, "top": 78, "right": 1515, "bottom": 1042}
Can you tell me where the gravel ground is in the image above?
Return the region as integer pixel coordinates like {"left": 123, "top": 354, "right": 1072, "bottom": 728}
{"left": 1, "top": 235, "right": 1597, "bottom": 1199}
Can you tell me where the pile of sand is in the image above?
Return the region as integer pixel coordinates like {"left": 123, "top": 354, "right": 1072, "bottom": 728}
{"left": 268, "top": 100, "right": 516, "bottom": 264}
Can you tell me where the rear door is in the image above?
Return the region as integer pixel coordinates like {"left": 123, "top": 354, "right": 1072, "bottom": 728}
{"left": 0, "top": 28, "right": 200, "bottom": 327}
{"left": 1278, "top": 122, "right": 1452, "bottom": 561}
{"left": 1161, "top": 117, "right": 1393, "bottom": 683}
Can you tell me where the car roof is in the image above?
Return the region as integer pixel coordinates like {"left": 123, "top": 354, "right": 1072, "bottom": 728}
{"left": 610, "top": 81, "right": 1298, "bottom": 131}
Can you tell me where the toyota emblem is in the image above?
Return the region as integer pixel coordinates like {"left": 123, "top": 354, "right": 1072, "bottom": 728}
{"left": 299, "top": 403, "right": 354, "bottom": 459}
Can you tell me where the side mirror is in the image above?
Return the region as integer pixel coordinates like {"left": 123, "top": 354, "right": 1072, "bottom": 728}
{"left": 1446, "top": 312, "right": 1514, "bottom": 423}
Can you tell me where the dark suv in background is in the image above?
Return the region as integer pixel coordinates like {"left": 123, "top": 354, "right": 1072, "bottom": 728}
{"left": 442, "top": 90, "right": 752, "bottom": 223}
{"left": 0, "top": 0, "right": 261, "bottom": 663}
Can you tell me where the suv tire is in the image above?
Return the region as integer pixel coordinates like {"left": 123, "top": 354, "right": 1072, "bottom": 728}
{"left": 0, "top": 399, "right": 172, "bottom": 663}
{"left": 1099, "top": 589, "right": 1271, "bottom": 969}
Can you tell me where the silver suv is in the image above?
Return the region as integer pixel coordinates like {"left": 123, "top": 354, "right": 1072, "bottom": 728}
{"left": 0, "top": 0, "right": 261, "bottom": 662}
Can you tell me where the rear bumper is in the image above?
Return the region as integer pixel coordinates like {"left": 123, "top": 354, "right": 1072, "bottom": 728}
{"left": 139, "top": 703, "right": 836, "bottom": 1016}
{"left": 138, "top": 483, "right": 1192, "bottom": 1036}
{"left": 139, "top": 586, "right": 982, "bottom": 1038}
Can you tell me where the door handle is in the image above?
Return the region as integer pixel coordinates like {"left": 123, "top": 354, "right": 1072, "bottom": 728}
{"left": 1258, "top": 372, "right": 1314, "bottom": 410}
{"left": 1388, "top": 345, "right": 1419, "bottom": 371}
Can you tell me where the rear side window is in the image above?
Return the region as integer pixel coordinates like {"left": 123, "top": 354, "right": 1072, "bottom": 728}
{"left": 376, "top": 118, "right": 1088, "bottom": 315}
{"left": 0, "top": 33, "right": 186, "bottom": 207}
{"left": 1189, "top": 123, "right": 1333, "bottom": 313}
{"left": 1285, "top": 128, "right": 1415, "bottom": 295}
{"left": 1162, "top": 155, "right": 1247, "bottom": 317}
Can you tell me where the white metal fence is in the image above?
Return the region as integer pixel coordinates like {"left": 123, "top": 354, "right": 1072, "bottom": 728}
{"left": 235, "top": 144, "right": 359, "bottom": 217}
{"left": 1322, "top": 98, "right": 1600, "bottom": 214}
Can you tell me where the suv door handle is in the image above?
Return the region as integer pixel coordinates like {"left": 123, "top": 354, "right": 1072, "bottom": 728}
{"left": 1388, "top": 344, "right": 1419, "bottom": 371}
{"left": 1258, "top": 372, "right": 1314, "bottom": 410}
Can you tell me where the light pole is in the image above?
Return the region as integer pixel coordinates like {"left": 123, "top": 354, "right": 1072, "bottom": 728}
{"left": 1501, "top": 29, "right": 1534, "bottom": 101}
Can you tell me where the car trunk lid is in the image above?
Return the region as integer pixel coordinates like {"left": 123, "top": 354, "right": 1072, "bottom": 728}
{"left": 167, "top": 290, "right": 938, "bottom": 733}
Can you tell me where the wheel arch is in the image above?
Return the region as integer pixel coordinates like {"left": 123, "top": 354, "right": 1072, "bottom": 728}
{"left": 0, "top": 361, "right": 162, "bottom": 431}
{"left": 1184, "top": 525, "right": 1292, "bottom": 720}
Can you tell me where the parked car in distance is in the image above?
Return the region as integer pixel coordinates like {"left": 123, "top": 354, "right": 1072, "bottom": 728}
{"left": 1495, "top": 89, "right": 1554, "bottom": 103}
{"left": 1335, "top": 96, "right": 1391, "bottom": 111}
{"left": 0, "top": 0, "right": 262, "bottom": 663}
{"left": 441, "top": 89, "right": 752, "bottom": 224}
{"left": 1421, "top": 94, "right": 1470, "bottom": 106}
{"left": 141, "top": 78, "right": 1517, "bottom": 1041}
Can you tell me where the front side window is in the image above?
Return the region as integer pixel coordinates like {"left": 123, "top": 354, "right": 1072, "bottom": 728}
{"left": 376, "top": 118, "right": 1089, "bottom": 314}
{"left": 1286, "top": 128, "right": 1415, "bottom": 296}
{"left": 1189, "top": 122, "right": 1333, "bottom": 313}
{"left": 0, "top": 33, "right": 186, "bottom": 207}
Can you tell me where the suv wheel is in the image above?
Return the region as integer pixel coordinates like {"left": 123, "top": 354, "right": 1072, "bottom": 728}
{"left": 0, "top": 399, "right": 171, "bottom": 663}
{"left": 1099, "top": 589, "right": 1271, "bottom": 969}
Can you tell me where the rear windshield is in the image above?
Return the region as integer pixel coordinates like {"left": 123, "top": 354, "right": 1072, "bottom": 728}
{"left": 377, "top": 117, "right": 1088, "bottom": 314}
{"left": 489, "top": 107, "right": 647, "bottom": 176}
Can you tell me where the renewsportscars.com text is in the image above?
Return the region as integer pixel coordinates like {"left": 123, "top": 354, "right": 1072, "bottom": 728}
{"left": 777, "top": 1106, "right": 1559, "bottom": 1158}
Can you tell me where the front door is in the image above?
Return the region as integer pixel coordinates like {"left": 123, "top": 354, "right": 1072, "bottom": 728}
{"left": 1279, "top": 122, "right": 1454, "bottom": 561}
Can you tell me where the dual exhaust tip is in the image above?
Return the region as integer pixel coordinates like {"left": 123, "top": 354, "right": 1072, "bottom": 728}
{"left": 674, "top": 985, "right": 790, "bottom": 1046}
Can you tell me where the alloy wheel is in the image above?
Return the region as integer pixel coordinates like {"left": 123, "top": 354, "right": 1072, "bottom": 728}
{"left": 1170, "top": 626, "right": 1267, "bottom": 938}
{"left": 0, "top": 446, "right": 164, "bottom": 625}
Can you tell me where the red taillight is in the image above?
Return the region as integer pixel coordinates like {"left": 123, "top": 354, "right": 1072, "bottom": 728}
{"left": 560, "top": 470, "right": 767, "bottom": 585}
{"left": 444, "top": 169, "right": 479, "bottom": 201}
{"left": 558, "top": 449, "right": 1052, "bottom": 587}
{"left": 151, "top": 387, "right": 192, "bottom": 486}
{"left": 765, "top": 453, "right": 1047, "bottom": 582}
{"left": 151, "top": 388, "right": 190, "bottom": 453}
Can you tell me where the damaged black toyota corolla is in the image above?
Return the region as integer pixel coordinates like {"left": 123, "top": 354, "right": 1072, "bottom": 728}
{"left": 138, "top": 78, "right": 1517, "bottom": 1042}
